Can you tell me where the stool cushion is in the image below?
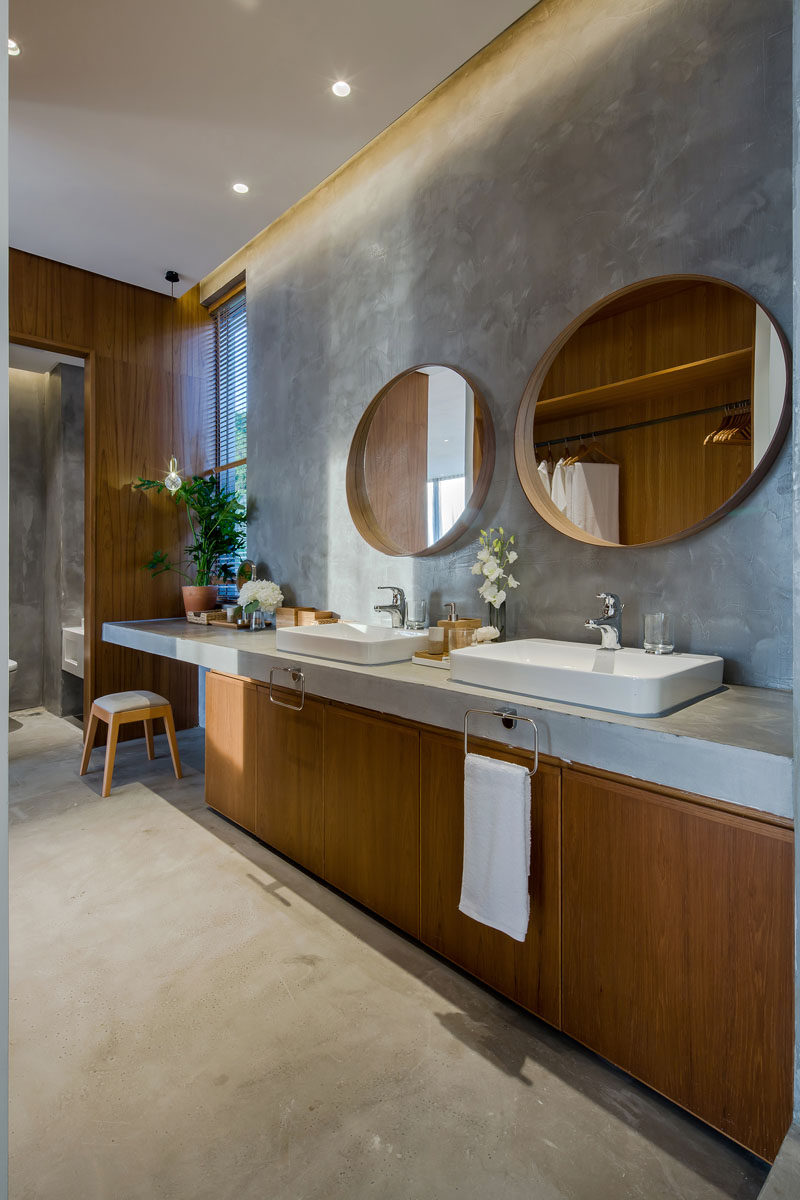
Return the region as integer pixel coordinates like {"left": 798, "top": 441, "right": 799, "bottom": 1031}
{"left": 94, "top": 690, "right": 169, "bottom": 714}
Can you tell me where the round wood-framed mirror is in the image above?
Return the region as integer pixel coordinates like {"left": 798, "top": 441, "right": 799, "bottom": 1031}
{"left": 347, "top": 364, "right": 496, "bottom": 557}
{"left": 514, "top": 274, "right": 791, "bottom": 547}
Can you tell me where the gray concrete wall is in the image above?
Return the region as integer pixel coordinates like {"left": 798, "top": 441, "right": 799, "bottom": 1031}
{"left": 9, "top": 369, "right": 45, "bottom": 710}
{"left": 9, "top": 364, "right": 84, "bottom": 716}
{"left": 237, "top": 0, "right": 792, "bottom": 689}
{"left": 43, "top": 365, "right": 84, "bottom": 718}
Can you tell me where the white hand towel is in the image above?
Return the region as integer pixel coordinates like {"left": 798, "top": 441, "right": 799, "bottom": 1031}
{"left": 459, "top": 752, "right": 531, "bottom": 942}
{"left": 568, "top": 461, "right": 620, "bottom": 542}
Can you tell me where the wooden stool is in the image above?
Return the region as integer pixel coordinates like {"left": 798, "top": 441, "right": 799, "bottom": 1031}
{"left": 79, "top": 690, "right": 183, "bottom": 798}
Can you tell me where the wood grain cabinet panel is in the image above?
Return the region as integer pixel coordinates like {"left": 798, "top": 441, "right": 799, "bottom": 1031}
{"left": 419, "top": 732, "right": 561, "bottom": 1026}
{"left": 324, "top": 704, "right": 420, "bottom": 936}
{"left": 256, "top": 687, "right": 324, "bottom": 877}
{"left": 204, "top": 672, "right": 258, "bottom": 834}
{"left": 561, "top": 768, "right": 794, "bottom": 1161}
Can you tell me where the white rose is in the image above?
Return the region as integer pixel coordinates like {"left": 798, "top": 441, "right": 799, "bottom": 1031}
{"left": 481, "top": 556, "right": 499, "bottom": 577}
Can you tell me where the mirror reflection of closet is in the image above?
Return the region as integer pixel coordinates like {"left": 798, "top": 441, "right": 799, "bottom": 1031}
{"left": 347, "top": 364, "right": 495, "bottom": 556}
{"left": 515, "top": 275, "right": 790, "bottom": 546}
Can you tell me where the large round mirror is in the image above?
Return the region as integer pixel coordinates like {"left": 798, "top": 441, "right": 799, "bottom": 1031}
{"left": 515, "top": 275, "right": 790, "bottom": 546}
{"left": 347, "top": 364, "right": 495, "bottom": 556}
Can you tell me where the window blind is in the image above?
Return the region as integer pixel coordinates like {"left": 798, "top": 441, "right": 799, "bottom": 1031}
{"left": 210, "top": 288, "right": 247, "bottom": 587}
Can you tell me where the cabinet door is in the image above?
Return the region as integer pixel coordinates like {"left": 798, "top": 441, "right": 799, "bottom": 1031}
{"left": 420, "top": 731, "right": 561, "bottom": 1026}
{"left": 256, "top": 686, "right": 325, "bottom": 877}
{"left": 324, "top": 704, "right": 420, "bottom": 936}
{"left": 562, "top": 768, "right": 794, "bottom": 1161}
{"left": 204, "top": 671, "right": 258, "bottom": 834}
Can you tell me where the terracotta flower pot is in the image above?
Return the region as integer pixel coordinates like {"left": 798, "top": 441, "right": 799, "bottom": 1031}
{"left": 182, "top": 585, "right": 218, "bottom": 616}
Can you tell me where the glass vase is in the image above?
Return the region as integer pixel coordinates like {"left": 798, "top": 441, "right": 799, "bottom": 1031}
{"left": 488, "top": 600, "right": 506, "bottom": 642}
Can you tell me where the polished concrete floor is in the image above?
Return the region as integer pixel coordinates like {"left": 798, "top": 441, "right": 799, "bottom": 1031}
{"left": 9, "top": 708, "right": 769, "bottom": 1200}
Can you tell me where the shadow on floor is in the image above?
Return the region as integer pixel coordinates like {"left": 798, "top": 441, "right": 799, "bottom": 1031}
{"left": 55, "top": 722, "right": 770, "bottom": 1193}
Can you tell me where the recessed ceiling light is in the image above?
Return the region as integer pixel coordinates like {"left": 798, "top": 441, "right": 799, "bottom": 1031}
{"left": 232, "top": 182, "right": 249, "bottom": 194}
{"left": 8, "top": 39, "right": 20, "bottom": 56}
{"left": 332, "top": 81, "right": 351, "bottom": 98}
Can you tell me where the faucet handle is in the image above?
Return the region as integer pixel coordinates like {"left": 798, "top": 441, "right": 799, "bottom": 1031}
{"left": 378, "top": 585, "right": 404, "bottom": 606}
{"left": 596, "top": 592, "right": 623, "bottom": 616}
{"left": 444, "top": 601, "right": 459, "bottom": 621}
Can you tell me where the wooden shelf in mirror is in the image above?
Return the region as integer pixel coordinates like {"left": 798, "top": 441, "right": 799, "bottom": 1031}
{"left": 535, "top": 347, "right": 753, "bottom": 424}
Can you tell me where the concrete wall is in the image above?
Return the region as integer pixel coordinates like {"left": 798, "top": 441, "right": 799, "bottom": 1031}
{"left": 220, "top": 0, "right": 792, "bottom": 688}
{"left": 9, "top": 369, "right": 45, "bottom": 710}
{"left": 42, "top": 365, "right": 84, "bottom": 717}
{"left": 8, "top": 364, "right": 84, "bottom": 715}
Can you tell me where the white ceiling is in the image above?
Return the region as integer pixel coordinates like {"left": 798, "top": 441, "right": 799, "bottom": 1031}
{"left": 10, "top": 0, "right": 535, "bottom": 297}
{"left": 9, "top": 344, "right": 84, "bottom": 373}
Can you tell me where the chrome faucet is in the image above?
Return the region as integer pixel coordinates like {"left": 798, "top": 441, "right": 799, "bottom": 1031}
{"left": 585, "top": 592, "right": 624, "bottom": 650}
{"left": 374, "top": 586, "right": 407, "bottom": 629}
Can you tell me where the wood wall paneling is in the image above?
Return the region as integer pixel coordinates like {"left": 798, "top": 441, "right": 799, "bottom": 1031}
{"left": 9, "top": 249, "right": 214, "bottom": 731}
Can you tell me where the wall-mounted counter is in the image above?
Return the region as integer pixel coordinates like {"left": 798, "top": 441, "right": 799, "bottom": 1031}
{"left": 103, "top": 618, "right": 792, "bottom": 819}
{"left": 103, "top": 617, "right": 794, "bottom": 1160}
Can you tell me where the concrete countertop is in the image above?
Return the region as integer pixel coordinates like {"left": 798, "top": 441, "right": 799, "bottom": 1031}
{"left": 103, "top": 619, "right": 793, "bottom": 820}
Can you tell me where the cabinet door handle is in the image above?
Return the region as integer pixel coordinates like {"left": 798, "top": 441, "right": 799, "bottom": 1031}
{"left": 269, "top": 665, "right": 305, "bottom": 711}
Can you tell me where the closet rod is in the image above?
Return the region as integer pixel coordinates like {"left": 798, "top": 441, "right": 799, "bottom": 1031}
{"left": 533, "top": 399, "right": 750, "bottom": 449}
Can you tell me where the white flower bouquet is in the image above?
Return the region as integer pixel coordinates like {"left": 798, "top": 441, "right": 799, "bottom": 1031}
{"left": 471, "top": 527, "right": 520, "bottom": 609}
{"left": 238, "top": 578, "right": 284, "bottom": 615}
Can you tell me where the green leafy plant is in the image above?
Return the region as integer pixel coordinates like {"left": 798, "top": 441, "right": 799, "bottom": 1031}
{"left": 134, "top": 474, "right": 246, "bottom": 586}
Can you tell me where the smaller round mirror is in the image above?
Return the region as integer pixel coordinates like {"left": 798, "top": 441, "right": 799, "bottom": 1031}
{"left": 347, "top": 365, "right": 495, "bottom": 557}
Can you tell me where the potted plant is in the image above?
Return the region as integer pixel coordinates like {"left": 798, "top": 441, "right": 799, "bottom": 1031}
{"left": 134, "top": 473, "right": 246, "bottom": 615}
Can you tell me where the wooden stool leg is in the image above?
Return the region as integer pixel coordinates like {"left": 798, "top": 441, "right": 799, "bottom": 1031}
{"left": 79, "top": 711, "right": 100, "bottom": 776}
{"left": 163, "top": 708, "right": 183, "bottom": 780}
{"left": 102, "top": 714, "right": 120, "bottom": 798}
{"left": 144, "top": 718, "right": 155, "bottom": 760}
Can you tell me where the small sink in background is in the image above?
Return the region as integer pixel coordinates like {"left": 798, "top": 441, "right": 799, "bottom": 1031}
{"left": 275, "top": 622, "right": 429, "bottom": 665}
{"left": 448, "top": 638, "right": 724, "bottom": 716}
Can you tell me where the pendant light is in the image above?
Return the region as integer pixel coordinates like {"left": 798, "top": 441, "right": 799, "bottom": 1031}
{"left": 164, "top": 269, "right": 182, "bottom": 493}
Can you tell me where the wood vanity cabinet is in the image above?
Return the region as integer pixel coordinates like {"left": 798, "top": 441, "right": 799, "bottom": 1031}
{"left": 204, "top": 679, "right": 794, "bottom": 1160}
{"left": 204, "top": 670, "right": 259, "bottom": 834}
{"left": 419, "top": 731, "right": 561, "bottom": 1028}
{"left": 324, "top": 704, "right": 421, "bottom": 936}
{"left": 255, "top": 687, "right": 325, "bottom": 878}
{"left": 561, "top": 767, "right": 794, "bottom": 1161}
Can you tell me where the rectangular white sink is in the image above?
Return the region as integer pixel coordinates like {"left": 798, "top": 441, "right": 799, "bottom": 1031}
{"left": 275, "top": 622, "right": 430, "bottom": 665}
{"left": 448, "top": 638, "right": 724, "bottom": 716}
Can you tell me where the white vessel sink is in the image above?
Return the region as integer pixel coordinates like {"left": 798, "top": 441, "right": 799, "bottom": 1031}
{"left": 448, "top": 638, "right": 724, "bottom": 716}
{"left": 275, "top": 622, "right": 429, "bottom": 665}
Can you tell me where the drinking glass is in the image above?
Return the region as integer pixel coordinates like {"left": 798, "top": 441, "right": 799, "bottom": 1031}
{"left": 407, "top": 598, "right": 427, "bottom": 630}
{"left": 643, "top": 612, "right": 674, "bottom": 654}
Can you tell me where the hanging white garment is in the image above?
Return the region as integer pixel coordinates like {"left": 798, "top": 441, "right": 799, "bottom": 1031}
{"left": 550, "top": 458, "right": 569, "bottom": 515}
{"left": 568, "top": 462, "right": 620, "bottom": 542}
{"left": 537, "top": 458, "right": 552, "bottom": 498}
